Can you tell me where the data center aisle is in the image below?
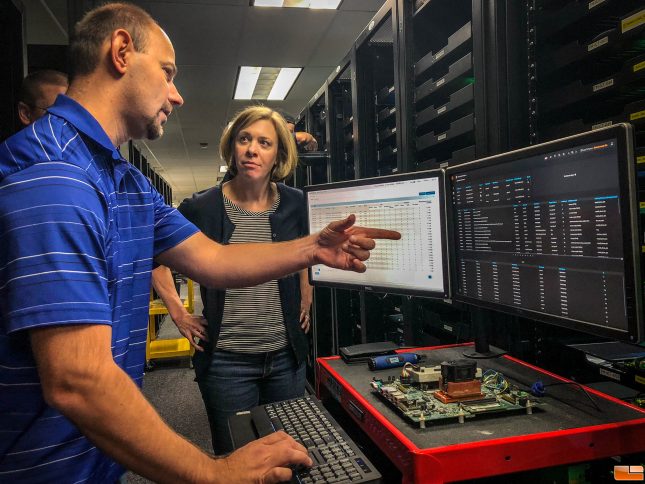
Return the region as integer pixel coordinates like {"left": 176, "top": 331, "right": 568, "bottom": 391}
{"left": 126, "top": 282, "right": 212, "bottom": 483}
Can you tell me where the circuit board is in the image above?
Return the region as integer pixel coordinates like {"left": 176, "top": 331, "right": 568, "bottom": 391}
{"left": 370, "top": 367, "right": 539, "bottom": 428}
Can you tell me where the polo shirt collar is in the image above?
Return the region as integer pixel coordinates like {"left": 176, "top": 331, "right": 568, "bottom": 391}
{"left": 48, "top": 94, "right": 123, "bottom": 161}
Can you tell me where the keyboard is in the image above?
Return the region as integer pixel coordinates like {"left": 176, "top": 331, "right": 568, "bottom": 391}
{"left": 229, "top": 395, "right": 381, "bottom": 483}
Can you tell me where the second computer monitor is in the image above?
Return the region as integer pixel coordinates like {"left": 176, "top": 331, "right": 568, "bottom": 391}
{"left": 305, "top": 170, "right": 448, "bottom": 298}
{"left": 446, "top": 124, "right": 641, "bottom": 342}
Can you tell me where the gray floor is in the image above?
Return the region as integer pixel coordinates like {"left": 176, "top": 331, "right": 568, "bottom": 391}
{"left": 126, "top": 282, "right": 212, "bottom": 483}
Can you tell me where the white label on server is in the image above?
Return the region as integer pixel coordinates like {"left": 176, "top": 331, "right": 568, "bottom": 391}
{"left": 588, "top": 0, "right": 607, "bottom": 9}
{"left": 587, "top": 36, "right": 608, "bottom": 51}
{"left": 443, "top": 324, "right": 453, "bottom": 332}
{"left": 621, "top": 8, "right": 645, "bottom": 33}
{"left": 592, "top": 121, "right": 612, "bottom": 130}
{"left": 437, "top": 105, "right": 447, "bottom": 114}
{"left": 438, "top": 133, "right": 447, "bottom": 141}
{"left": 436, "top": 78, "right": 445, "bottom": 87}
{"left": 599, "top": 368, "right": 621, "bottom": 381}
{"left": 593, "top": 78, "right": 614, "bottom": 92}
{"left": 435, "top": 49, "right": 445, "bottom": 60}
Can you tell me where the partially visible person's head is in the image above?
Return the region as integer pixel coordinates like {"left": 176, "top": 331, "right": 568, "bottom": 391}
{"left": 17, "top": 70, "right": 68, "bottom": 126}
{"left": 68, "top": 2, "right": 183, "bottom": 141}
{"left": 220, "top": 106, "right": 298, "bottom": 182}
{"left": 275, "top": 109, "right": 296, "bottom": 133}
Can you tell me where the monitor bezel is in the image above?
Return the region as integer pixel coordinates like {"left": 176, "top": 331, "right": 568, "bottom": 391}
{"left": 445, "top": 123, "right": 642, "bottom": 343}
{"left": 304, "top": 169, "right": 450, "bottom": 299}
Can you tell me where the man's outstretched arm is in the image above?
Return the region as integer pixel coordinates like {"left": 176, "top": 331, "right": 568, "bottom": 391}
{"left": 156, "top": 214, "right": 401, "bottom": 289}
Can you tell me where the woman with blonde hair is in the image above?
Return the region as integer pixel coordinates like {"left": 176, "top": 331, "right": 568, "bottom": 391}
{"left": 152, "top": 105, "right": 312, "bottom": 454}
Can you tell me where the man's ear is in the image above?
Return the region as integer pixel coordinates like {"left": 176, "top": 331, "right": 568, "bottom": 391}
{"left": 110, "top": 29, "right": 136, "bottom": 75}
{"left": 17, "top": 101, "right": 32, "bottom": 126}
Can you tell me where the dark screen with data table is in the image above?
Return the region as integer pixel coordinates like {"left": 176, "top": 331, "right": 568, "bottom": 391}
{"left": 447, "top": 125, "right": 641, "bottom": 342}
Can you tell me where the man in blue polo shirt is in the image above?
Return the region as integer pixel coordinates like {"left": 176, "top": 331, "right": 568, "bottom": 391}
{"left": 0, "top": 3, "right": 399, "bottom": 483}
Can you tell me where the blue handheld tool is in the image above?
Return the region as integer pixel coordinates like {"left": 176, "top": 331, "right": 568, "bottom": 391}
{"left": 368, "top": 353, "right": 421, "bottom": 370}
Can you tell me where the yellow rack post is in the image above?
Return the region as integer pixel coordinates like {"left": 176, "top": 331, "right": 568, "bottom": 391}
{"left": 146, "top": 278, "right": 195, "bottom": 364}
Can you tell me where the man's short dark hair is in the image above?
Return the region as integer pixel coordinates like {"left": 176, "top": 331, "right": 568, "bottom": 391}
{"left": 68, "top": 2, "right": 157, "bottom": 80}
{"left": 19, "top": 70, "right": 68, "bottom": 107}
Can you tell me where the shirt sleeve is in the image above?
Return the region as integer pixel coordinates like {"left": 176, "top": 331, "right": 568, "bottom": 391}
{"left": 152, "top": 186, "right": 199, "bottom": 257}
{"left": 0, "top": 162, "right": 112, "bottom": 334}
{"left": 177, "top": 196, "right": 197, "bottom": 225}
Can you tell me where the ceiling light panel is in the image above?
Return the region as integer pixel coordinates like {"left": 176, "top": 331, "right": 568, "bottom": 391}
{"left": 253, "top": 0, "right": 284, "bottom": 6}
{"left": 234, "top": 66, "right": 261, "bottom": 100}
{"left": 251, "top": 0, "right": 342, "bottom": 9}
{"left": 233, "top": 66, "right": 302, "bottom": 100}
{"left": 268, "top": 68, "right": 302, "bottom": 100}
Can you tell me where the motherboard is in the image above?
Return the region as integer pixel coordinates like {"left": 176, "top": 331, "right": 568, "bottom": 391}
{"left": 370, "top": 360, "right": 539, "bottom": 428}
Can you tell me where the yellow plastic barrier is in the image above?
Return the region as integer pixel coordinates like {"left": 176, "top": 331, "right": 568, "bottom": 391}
{"left": 146, "top": 279, "right": 195, "bottom": 364}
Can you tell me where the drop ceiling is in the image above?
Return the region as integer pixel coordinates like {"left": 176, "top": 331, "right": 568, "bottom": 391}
{"left": 22, "top": 0, "right": 386, "bottom": 202}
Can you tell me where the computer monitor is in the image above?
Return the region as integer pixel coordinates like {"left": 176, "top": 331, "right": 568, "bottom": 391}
{"left": 446, "top": 124, "right": 642, "bottom": 343}
{"left": 305, "top": 170, "right": 449, "bottom": 298}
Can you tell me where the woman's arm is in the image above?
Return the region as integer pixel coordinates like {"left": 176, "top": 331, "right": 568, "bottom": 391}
{"left": 299, "top": 269, "right": 313, "bottom": 333}
{"left": 151, "top": 266, "right": 208, "bottom": 351}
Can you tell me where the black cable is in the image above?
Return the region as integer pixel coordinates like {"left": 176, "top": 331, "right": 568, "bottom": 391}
{"left": 533, "top": 380, "right": 603, "bottom": 413}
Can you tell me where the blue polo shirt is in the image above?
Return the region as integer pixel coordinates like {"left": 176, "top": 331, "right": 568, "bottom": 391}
{"left": 0, "top": 95, "right": 199, "bottom": 483}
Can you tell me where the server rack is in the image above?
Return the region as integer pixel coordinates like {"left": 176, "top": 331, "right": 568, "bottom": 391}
{"left": 528, "top": 0, "right": 645, "bottom": 208}
{"left": 353, "top": 0, "right": 399, "bottom": 178}
{"left": 294, "top": 90, "right": 336, "bottom": 389}
{"left": 317, "top": 54, "right": 370, "bottom": 374}
{"left": 128, "top": 141, "right": 174, "bottom": 205}
{"left": 530, "top": 1, "right": 644, "bottom": 144}
{"left": 397, "top": 0, "right": 527, "bottom": 170}
{"left": 525, "top": 0, "right": 645, "bottom": 369}
{"left": 352, "top": 1, "right": 411, "bottom": 348}
{"left": 301, "top": 0, "right": 645, "bottom": 363}
{"left": 0, "top": 0, "right": 26, "bottom": 141}
{"left": 326, "top": 53, "right": 355, "bottom": 182}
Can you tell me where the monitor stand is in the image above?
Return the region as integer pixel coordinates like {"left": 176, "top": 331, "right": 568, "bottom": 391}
{"left": 462, "top": 308, "right": 505, "bottom": 359}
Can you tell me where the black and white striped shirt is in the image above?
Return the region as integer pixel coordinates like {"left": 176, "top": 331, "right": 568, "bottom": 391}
{"left": 217, "top": 193, "right": 288, "bottom": 353}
